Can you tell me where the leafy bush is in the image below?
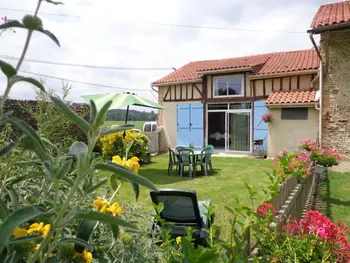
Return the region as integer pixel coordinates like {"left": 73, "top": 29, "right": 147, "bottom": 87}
{"left": 100, "top": 130, "right": 151, "bottom": 164}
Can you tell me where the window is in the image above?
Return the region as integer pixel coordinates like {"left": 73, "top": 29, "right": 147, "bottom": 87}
{"left": 281, "top": 108, "right": 308, "bottom": 120}
{"left": 214, "top": 75, "right": 244, "bottom": 97}
{"left": 208, "top": 104, "right": 228, "bottom": 110}
{"left": 229, "top": 103, "right": 251, "bottom": 110}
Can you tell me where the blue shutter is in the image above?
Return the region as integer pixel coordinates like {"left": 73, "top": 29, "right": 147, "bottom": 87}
{"left": 177, "top": 104, "right": 204, "bottom": 148}
{"left": 253, "top": 100, "right": 268, "bottom": 151}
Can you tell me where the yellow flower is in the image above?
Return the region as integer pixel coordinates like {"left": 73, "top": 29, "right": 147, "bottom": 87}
{"left": 76, "top": 249, "right": 93, "bottom": 263}
{"left": 35, "top": 244, "right": 53, "bottom": 258}
{"left": 160, "top": 242, "right": 166, "bottom": 248}
{"left": 13, "top": 228, "right": 28, "bottom": 238}
{"left": 28, "top": 222, "right": 51, "bottom": 238}
{"left": 107, "top": 202, "right": 123, "bottom": 217}
{"left": 176, "top": 236, "right": 182, "bottom": 245}
{"left": 112, "top": 155, "right": 140, "bottom": 174}
{"left": 93, "top": 198, "right": 108, "bottom": 209}
{"left": 119, "top": 228, "right": 125, "bottom": 236}
{"left": 100, "top": 204, "right": 109, "bottom": 214}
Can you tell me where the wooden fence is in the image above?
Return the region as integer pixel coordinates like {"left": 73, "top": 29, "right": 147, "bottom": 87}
{"left": 246, "top": 167, "right": 318, "bottom": 255}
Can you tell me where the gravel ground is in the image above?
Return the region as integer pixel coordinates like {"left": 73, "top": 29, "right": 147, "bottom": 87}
{"left": 329, "top": 161, "right": 350, "bottom": 173}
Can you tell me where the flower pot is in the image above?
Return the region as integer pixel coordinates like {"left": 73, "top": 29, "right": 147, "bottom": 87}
{"left": 315, "top": 164, "right": 327, "bottom": 176}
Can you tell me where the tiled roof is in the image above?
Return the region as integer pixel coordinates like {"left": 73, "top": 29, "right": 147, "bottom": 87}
{"left": 152, "top": 50, "right": 319, "bottom": 85}
{"left": 311, "top": 1, "right": 350, "bottom": 29}
{"left": 266, "top": 90, "right": 319, "bottom": 105}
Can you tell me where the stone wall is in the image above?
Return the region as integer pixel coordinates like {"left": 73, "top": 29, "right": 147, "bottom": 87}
{"left": 320, "top": 29, "right": 350, "bottom": 160}
{"left": 3, "top": 99, "right": 89, "bottom": 142}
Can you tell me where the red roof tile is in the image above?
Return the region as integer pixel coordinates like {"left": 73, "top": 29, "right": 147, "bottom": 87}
{"left": 266, "top": 90, "right": 318, "bottom": 105}
{"left": 311, "top": 1, "right": 350, "bottom": 29}
{"left": 152, "top": 50, "right": 319, "bottom": 85}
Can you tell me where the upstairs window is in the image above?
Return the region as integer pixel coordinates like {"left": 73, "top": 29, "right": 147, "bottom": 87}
{"left": 281, "top": 108, "right": 308, "bottom": 120}
{"left": 214, "top": 75, "right": 244, "bottom": 97}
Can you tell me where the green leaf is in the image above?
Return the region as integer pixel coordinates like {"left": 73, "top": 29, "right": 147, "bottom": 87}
{"left": 99, "top": 124, "right": 135, "bottom": 137}
{"left": 0, "top": 199, "right": 9, "bottom": 220}
{"left": 10, "top": 76, "right": 46, "bottom": 92}
{"left": 110, "top": 174, "right": 118, "bottom": 191}
{"left": 8, "top": 235, "right": 42, "bottom": 244}
{"left": 0, "top": 60, "right": 17, "bottom": 79}
{"left": 74, "top": 211, "right": 137, "bottom": 229}
{"left": 58, "top": 237, "right": 92, "bottom": 250}
{"left": 7, "top": 171, "right": 45, "bottom": 185}
{"left": 8, "top": 119, "right": 47, "bottom": 161}
{"left": 0, "top": 142, "right": 17, "bottom": 157}
{"left": 111, "top": 224, "right": 119, "bottom": 241}
{"left": 93, "top": 100, "right": 112, "bottom": 129}
{"left": 45, "top": 0, "right": 64, "bottom": 5}
{"left": 56, "top": 159, "right": 73, "bottom": 180}
{"left": 36, "top": 29, "right": 60, "bottom": 47}
{"left": 6, "top": 188, "right": 18, "bottom": 209}
{"left": 89, "top": 100, "right": 97, "bottom": 124}
{"left": 75, "top": 220, "right": 96, "bottom": 253}
{"left": 94, "top": 163, "right": 158, "bottom": 191}
{"left": 132, "top": 182, "right": 140, "bottom": 201}
{"left": 0, "top": 206, "right": 53, "bottom": 253}
{"left": 86, "top": 179, "right": 107, "bottom": 193}
{"left": 50, "top": 96, "right": 90, "bottom": 135}
{"left": 0, "top": 20, "right": 24, "bottom": 31}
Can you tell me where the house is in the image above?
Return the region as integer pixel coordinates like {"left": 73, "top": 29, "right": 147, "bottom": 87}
{"left": 308, "top": 0, "right": 350, "bottom": 160}
{"left": 152, "top": 1, "right": 350, "bottom": 159}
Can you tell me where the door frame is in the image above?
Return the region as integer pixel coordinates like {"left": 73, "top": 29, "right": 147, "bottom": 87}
{"left": 206, "top": 104, "right": 252, "bottom": 153}
{"left": 225, "top": 109, "right": 252, "bottom": 153}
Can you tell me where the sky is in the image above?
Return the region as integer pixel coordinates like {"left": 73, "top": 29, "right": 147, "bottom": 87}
{"left": 0, "top": 0, "right": 333, "bottom": 104}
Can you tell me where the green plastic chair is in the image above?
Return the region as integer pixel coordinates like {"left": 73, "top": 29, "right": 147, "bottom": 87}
{"left": 168, "top": 148, "right": 181, "bottom": 175}
{"left": 206, "top": 145, "right": 214, "bottom": 173}
{"left": 178, "top": 148, "right": 196, "bottom": 178}
{"left": 195, "top": 147, "right": 212, "bottom": 176}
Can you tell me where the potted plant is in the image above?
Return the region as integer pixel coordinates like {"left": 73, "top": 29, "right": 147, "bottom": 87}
{"left": 311, "top": 148, "right": 342, "bottom": 176}
{"left": 262, "top": 113, "right": 273, "bottom": 123}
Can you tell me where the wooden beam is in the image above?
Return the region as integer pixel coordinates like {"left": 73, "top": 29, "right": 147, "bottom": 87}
{"left": 174, "top": 84, "right": 177, "bottom": 100}
{"left": 186, "top": 84, "right": 188, "bottom": 100}
{"left": 280, "top": 78, "right": 282, "bottom": 91}
{"left": 289, "top": 76, "right": 292, "bottom": 90}
{"left": 193, "top": 83, "right": 203, "bottom": 98}
{"left": 170, "top": 85, "right": 172, "bottom": 100}
{"left": 180, "top": 84, "right": 183, "bottom": 100}
{"left": 163, "top": 86, "right": 171, "bottom": 101}
{"left": 163, "top": 98, "right": 202, "bottom": 102}
{"left": 211, "top": 77, "right": 213, "bottom": 98}
{"left": 297, "top": 75, "right": 300, "bottom": 90}
{"left": 272, "top": 79, "right": 274, "bottom": 91}
{"left": 206, "top": 95, "right": 268, "bottom": 103}
{"left": 263, "top": 79, "right": 266, "bottom": 96}
{"left": 252, "top": 80, "right": 256, "bottom": 97}
{"left": 191, "top": 83, "right": 194, "bottom": 99}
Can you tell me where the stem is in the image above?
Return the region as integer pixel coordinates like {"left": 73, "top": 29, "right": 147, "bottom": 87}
{"left": 15, "top": 30, "right": 33, "bottom": 71}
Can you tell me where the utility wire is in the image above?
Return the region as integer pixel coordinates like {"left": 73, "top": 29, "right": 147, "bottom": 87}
{"left": 0, "top": 55, "right": 173, "bottom": 71}
{"left": 0, "top": 7, "right": 305, "bottom": 34}
{"left": 19, "top": 70, "right": 149, "bottom": 92}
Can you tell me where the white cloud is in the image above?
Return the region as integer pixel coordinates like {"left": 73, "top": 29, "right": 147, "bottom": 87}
{"left": 0, "top": 0, "right": 329, "bottom": 104}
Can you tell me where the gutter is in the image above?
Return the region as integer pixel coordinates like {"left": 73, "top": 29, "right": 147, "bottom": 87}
{"left": 307, "top": 22, "right": 350, "bottom": 34}
{"left": 308, "top": 31, "right": 323, "bottom": 148}
{"left": 249, "top": 69, "right": 318, "bottom": 80}
{"left": 266, "top": 102, "right": 318, "bottom": 108}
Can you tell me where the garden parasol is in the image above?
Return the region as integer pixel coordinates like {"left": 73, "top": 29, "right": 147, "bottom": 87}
{"left": 81, "top": 92, "right": 167, "bottom": 136}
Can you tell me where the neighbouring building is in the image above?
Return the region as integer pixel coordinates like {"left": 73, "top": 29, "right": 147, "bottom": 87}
{"left": 308, "top": 0, "right": 350, "bottom": 160}
{"left": 153, "top": 1, "right": 350, "bottom": 160}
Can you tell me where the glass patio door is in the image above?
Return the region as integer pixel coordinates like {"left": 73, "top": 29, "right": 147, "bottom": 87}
{"left": 225, "top": 111, "right": 251, "bottom": 152}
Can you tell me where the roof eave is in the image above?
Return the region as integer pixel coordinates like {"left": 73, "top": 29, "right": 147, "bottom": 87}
{"left": 250, "top": 69, "right": 319, "bottom": 79}
{"left": 198, "top": 67, "right": 252, "bottom": 75}
{"left": 152, "top": 79, "right": 202, "bottom": 87}
{"left": 307, "top": 22, "right": 350, "bottom": 34}
{"left": 266, "top": 102, "right": 319, "bottom": 108}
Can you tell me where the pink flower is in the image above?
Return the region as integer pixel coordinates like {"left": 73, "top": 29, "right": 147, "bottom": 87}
{"left": 257, "top": 203, "right": 277, "bottom": 217}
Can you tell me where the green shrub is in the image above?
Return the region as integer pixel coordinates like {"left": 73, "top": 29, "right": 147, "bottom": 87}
{"left": 100, "top": 130, "right": 151, "bottom": 164}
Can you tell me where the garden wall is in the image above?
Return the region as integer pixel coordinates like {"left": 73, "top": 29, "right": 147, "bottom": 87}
{"left": 3, "top": 99, "right": 88, "bottom": 141}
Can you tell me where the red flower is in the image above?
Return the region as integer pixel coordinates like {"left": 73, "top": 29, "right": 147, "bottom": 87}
{"left": 1, "top": 16, "right": 8, "bottom": 23}
{"left": 257, "top": 203, "right": 277, "bottom": 217}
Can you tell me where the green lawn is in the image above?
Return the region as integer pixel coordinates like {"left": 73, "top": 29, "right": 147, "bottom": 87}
{"left": 102, "top": 120, "right": 145, "bottom": 130}
{"left": 318, "top": 171, "right": 350, "bottom": 230}
{"left": 115, "top": 155, "right": 274, "bottom": 238}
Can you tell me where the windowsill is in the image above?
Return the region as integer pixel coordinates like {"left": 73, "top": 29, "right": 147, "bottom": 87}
{"left": 213, "top": 94, "right": 244, "bottom": 98}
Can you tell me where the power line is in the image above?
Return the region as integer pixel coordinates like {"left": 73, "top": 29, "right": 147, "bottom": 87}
{"left": 19, "top": 70, "right": 149, "bottom": 92}
{"left": 0, "top": 55, "right": 173, "bottom": 71}
{"left": 0, "top": 7, "right": 305, "bottom": 34}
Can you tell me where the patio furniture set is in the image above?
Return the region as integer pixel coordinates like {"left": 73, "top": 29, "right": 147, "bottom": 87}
{"left": 168, "top": 146, "right": 214, "bottom": 178}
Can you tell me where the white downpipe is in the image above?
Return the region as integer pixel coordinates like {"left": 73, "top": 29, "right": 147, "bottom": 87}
{"left": 318, "top": 62, "right": 323, "bottom": 147}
